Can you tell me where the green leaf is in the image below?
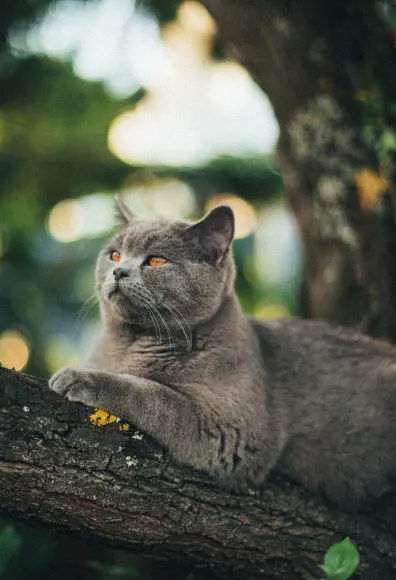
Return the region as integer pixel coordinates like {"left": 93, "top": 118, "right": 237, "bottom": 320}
{"left": 381, "top": 129, "right": 396, "bottom": 152}
{"left": 320, "top": 538, "right": 360, "bottom": 580}
{"left": 0, "top": 525, "right": 22, "bottom": 576}
{"left": 362, "top": 124, "right": 376, "bottom": 146}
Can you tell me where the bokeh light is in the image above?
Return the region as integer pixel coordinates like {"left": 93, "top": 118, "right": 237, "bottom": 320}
{"left": 47, "top": 199, "right": 82, "bottom": 243}
{"left": 256, "top": 303, "right": 290, "bottom": 319}
{"left": 108, "top": 108, "right": 158, "bottom": 166}
{"left": 208, "top": 62, "right": 253, "bottom": 115}
{"left": 47, "top": 185, "right": 196, "bottom": 244}
{"left": 0, "top": 330, "right": 30, "bottom": 370}
{"left": 205, "top": 194, "right": 257, "bottom": 239}
{"left": 121, "top": 178, "right": 196, "bottom": 219}
{"left": 177, "top": 2, "right": 217, "bottom": 37}
{"left": 105, "top": 0, "right": 278, "bottom": 167}
{"left": 47, "top": 194, "right": 115, "bottom": 243}
{"left": 255, "top": 204, "right": 302, "bottom": 286}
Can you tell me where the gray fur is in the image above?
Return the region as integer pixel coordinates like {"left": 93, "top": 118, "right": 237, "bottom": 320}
{"left": 49, "top": 201, "right": 396, "bottom": 508}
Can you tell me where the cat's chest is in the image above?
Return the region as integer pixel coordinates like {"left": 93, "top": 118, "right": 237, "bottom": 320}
{"left": 115, "top": 341, "right": 190, "bottom": 383}
{"left": 95, "top": 334, "right": 209, "bottom": 384}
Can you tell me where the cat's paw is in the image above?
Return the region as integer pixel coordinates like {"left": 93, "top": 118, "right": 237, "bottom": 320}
{"left": 49, "top": 366, "right": 98, "bottom": 406}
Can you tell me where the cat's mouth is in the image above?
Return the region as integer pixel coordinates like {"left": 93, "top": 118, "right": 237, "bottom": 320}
{"left": 108, "top": 290, "right": 131, "bottom": 310}
{"left": 108, "top": 287, "right": 119, "bottom": 299}
{"left": 107, "top": 281, "right": 126, "bottom": 300}
{"left": 107, "top": 286, "right": 131, "bottom": 310}
{"left": 106, "top": 285, "right": 139, "bottom": 323}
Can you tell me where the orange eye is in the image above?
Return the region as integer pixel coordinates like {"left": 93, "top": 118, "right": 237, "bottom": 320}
{"left": 110, "top": 251, "right": 122, "bottom": 262}
{"left": 148, "top": 256, "right": 167, "bottom": 267}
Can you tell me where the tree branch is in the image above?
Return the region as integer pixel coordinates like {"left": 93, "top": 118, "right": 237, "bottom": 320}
{"left": 1, "top": 367, "right": 396, "bottom": 579}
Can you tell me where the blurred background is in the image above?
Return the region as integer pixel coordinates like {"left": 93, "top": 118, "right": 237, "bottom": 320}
{"left": 0, "top": 0, "right": 302, "bottom": 577}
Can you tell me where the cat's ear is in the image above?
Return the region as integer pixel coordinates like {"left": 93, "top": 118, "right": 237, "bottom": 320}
{"left": 186, "top": 205, "right": 235, "bottom": 264}
{"left": 114, "top": 194, "right": 134, "bottom": 225}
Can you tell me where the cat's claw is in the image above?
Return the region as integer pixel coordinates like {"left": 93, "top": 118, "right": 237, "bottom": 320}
{"left": 49, "top": 366, "right": 98, "bottom": 406}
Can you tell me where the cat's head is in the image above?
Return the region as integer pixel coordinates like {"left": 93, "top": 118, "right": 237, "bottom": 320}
{"left": 95, "top": 196, "right": 236, "bottom": 331}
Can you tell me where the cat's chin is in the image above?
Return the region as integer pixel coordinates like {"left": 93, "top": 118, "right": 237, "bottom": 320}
{"left": 106, "top": 290, "right": 136, "bottom": 321}
{"left": 107, "top": 286, "right": 130, "bottom": 304}
{"left": 103, "top": 286, "right": 151, "bottom": 329}
{"left": 110, "top": 307, "right": 139, "bottom": 326}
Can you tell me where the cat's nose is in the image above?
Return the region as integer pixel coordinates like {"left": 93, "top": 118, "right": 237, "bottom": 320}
{"left": 113, "top": 267, "right": 129, "bottom": 281}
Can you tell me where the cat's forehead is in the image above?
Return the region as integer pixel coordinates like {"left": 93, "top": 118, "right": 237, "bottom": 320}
{"left": 114, "top": 218, "right": 189, "bottom": 253}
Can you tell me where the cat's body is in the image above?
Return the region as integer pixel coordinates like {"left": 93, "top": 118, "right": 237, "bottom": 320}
{"left": 50, "top": 200, "right": 396, "bottom": 508}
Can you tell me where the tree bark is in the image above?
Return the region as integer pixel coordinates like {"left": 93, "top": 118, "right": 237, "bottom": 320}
{"left": 201, "top": 0, "right": 396, "bottom": 342}
{"left": 1, "top": 366, "right": 396, "bottom": 580}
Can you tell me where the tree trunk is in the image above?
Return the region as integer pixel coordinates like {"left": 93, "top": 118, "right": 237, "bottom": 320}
{"left": 201, "top": 0, "right": 396, "bottom": 342}
{"left": 1, "top": 366, "right": 396, "bottom": 579}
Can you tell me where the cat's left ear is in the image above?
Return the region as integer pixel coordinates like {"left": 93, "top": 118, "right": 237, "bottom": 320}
{"left": 114, "top": 194, "right": 135, "bottom": 225}
{"left": 186, "top": 205, "right": 235, "bottom": 264}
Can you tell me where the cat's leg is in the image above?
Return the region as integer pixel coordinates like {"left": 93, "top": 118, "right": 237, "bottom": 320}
{"left": 49, "top": 366, "right": 271, "bottom": 485}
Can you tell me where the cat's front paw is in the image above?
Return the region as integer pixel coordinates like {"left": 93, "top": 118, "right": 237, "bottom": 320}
{"left": 49, "top": 366, "right": 98, "bottom": 406}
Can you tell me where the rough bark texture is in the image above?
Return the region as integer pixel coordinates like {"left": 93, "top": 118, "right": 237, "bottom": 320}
{"left": 200, "top": 0, "right": 396, "bottom": 342}
{"left": 1, "top": 366, "right": 396, "bottom": 580}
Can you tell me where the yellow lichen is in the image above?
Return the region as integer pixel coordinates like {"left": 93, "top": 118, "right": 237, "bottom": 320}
{"left": 119, "top": 423, "right": 130, "bottom": 431}
{"left": 354, "top": 169, "right": 389, "bottom": 212}
{"left": 89, "top": 408, "right": 118, "bottom": 426}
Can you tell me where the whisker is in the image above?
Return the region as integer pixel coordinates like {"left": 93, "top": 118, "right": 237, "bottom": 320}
{"left": 77, "top": 295, "right": 98, "bottom": 326}
{"left": 140, "top": 292, "right": 192, "bottom": 348}
{"left": 131, "top": 287, "right": 175, "bottom": 354}
{"left": 168, "top": 305, "right": 193, "bottom": 350}
{"left": 164, "top": 304, "right": 192, "bottom": 351}
{"left": 140, "top": 300, "right": 162, "bottom": 346}
{"left": 132, "top": 288, "right": 164, "bottom": 348}
{"left": 150, "top": 304, "right": 175, "bottom": 355}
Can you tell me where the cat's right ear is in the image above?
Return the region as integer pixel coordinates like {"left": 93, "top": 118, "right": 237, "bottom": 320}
{"left": 186, "top": 205, "right": 235, "bottom": 264}
{"left": 114, "top": 194, "right": 135, "bottom": 226}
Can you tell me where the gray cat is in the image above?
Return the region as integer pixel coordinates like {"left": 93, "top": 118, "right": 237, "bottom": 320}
{"left": 49, "top": 197, "right": 396, "bottom": 508}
